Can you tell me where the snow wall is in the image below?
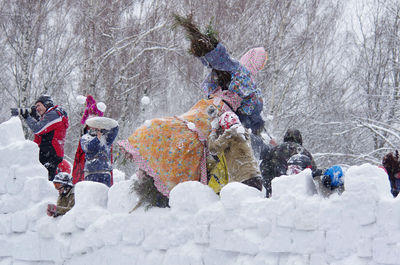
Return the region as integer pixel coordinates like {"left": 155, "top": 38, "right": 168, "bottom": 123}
{"left": 0, "top": 117, "right": 399, "bottom": 265}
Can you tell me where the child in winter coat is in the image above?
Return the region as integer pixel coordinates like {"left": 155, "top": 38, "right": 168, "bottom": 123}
{"left": 72, "top": 95, "right": 111, "bottom": 185}
{"left": 286, "top": 154, "right": 313, "bottom": 175}
{"left": 47, "top": 172, "right": 75, "bottom": 217}
{"left": 81, "top": 117, "right": 119, "bottom": 187}
{"left": 208, "top": 111, "right": 263, "bottom": 191}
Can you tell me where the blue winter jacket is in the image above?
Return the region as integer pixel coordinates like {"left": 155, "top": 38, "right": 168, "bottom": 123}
{"left": 81, "top": 125, "right": 119, "bottom": 173}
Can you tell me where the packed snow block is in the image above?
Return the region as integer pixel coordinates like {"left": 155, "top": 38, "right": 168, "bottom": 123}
{"left": 275, "top": 198, "right": 296, "bottom": 228}
{"left": 67, "top": 232, "right": 91, "bottom": 256}
{"left": 75, "top": 181, "right": 109, "bottom": 208}
{"left": 294, "top": 197, "right": 320, "bottom": 230}
{"left": 0, "top": 215, "right": 11, "bottom": 235}
{"left": 4, "top": 166, "right": 25, "bottom": 195}
{"left": 279, "top": 254, "right": 309, "bottom": 265}
{"left": 219, "top": 182, "right": 263, "bottom": 210}
{"left": 59, "top": 182, "right": 110, "bottom": 232}
{"left": 330, "top": 255, "right": 368, "bottom": 265}
{"left": 0, "top": 140, "right": 40, "bottom": 169}
{"left": 0, "top": 194, "right": 28, "bottom": 214}
{"left": 271, "top": 169, "right": 315, "bottom": 200}
{"left": 345, "top": 163, "right": 392, "bottom": 200}
{"left": 11, "top": 232, "right": 62, "bottom": 262}
{"left": 260, "top": 226, "right": 292, "bottom": 253}
{"left": 142, "top": 226, "right": 173, "bottom": 250}
{"left": 209, "top": 224, "right": 261, "bottom": 255}
{"left": 376, "top": 198, "right": 400, "bottom": 233}
{"left": 121, "top": 221, "right": 145, "bottom": 245}
{"left": 26, "top": 202, "right": 56, "bottom": 230}
{"left": 193, "top": 224, "right": 209, "bottom": 244}
{"left": 202, "top": 249, "right": 238, "bottom": 265}
{"left": 318, "top": 199, "right": 343, "bottom": 230}
{"left": 169, "top": 181, "right": 219, "bottom": 213}
{"left": 239, "top": 200, "right": 274, "bottom": 236}
{"left": 36, "top": 216, "right": 58, "bottom": 239}
{"left": 75, "top": 208, "right": 109, "bottom": 230}
{"left": 107, "top": 180, "right": 137, "bottom": 213}
{"left": 0, "top": 169, "right": 7, "bottom": 194}
{"left": 23, "top": 177, "right": 57, "bottom": 203}
{"left": 372, "top": 236, "right": 400, "bottom": 265}
{"left": 163, "top": 244, "right": 204, "bottom": 265}
{"left": 141, "top": 210, "right": 181, "bottom": 250}
{"left": 56, "top": 210, "right": 80, "bottom": 234}
{"left": 0, "top": 236, "right": 12, "bottom": 257}
{"left": 84, "top": 215, "right": 126, "bottom": 248}
{"left": 310, "top": 253, "right": 329, "bottom": 265}
{"left": 136, "top": 250, "right": 165, "bottom": 265}
{"left": 195, "top": 202, "right": 225, "bottom": 225}
{"left": 0, "top": 118, "right": 25, "bottom": 148}
{"left": 11, "top": 211, "right": 27, "bottom": 233}
{"left": 356, "top": 236, "right": 372, "bottom": 258}
{"left": 325, "top": 226, "right": 356, "bottom": 259}
{"left": 339, "top": 192, "right": 377, "bottom": 226}
{"left": 253, "top": 252, "right": 279, "bottom": 265}
{"left": 291, "top": 230, "right": 324, "bottom": 254}
{"left": 0, "top": 258, "right": 12, "bottom": 265}
{"left": 67, "top": 246, "right": 143, "bottom": 265}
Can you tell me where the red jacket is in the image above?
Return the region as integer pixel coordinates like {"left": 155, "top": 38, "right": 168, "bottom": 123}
{"left": 27, "top": 106, "right": 69, "bottom": 158}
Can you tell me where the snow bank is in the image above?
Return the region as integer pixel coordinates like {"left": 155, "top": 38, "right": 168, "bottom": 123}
{"left": 0, "top": 117, "right": 399, "bottom": 265}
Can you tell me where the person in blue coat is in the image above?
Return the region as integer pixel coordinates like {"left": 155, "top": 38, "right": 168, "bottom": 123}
{"left": 173, "top": 14, "right": 267, "bottom": 134}
{"left": 81, "top": 117, "right": 119, "bottom": 187}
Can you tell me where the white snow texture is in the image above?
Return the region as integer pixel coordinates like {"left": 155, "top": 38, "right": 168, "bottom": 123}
{"left": 0, "top": 117, "right": 399, "bottom": 265}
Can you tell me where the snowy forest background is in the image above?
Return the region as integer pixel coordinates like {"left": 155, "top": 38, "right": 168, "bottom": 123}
{"left": 1, "top": 0, "right": 399, "bottom": 171}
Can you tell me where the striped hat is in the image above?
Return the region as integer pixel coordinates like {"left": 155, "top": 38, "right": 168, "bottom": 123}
{"left": 239, "top": 47, "right": 268, "bottom": 76}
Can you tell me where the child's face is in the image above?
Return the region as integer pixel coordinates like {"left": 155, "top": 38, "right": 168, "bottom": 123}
{"left": 53, "top": 182, "right": 64, "bottom": 194}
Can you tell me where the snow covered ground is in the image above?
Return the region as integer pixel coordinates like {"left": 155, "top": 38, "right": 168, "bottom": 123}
{"left": 0, "top": 117, "right": 399, "bottom": 265}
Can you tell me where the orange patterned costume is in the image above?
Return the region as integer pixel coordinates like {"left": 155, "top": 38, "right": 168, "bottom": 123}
{"left": 118, "top": 96, "right": 240, "bottom": 197}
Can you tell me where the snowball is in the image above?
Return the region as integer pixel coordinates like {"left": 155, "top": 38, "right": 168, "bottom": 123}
{"left": 187, "top": 122, "right": 196, "bottom": 130}
{"left": 76, "top": 95, "right": 87, "bottom": 104}
{"left": 97, "top": 102, "right": 107, "bottom": 112}
{"left": 169, "top": 181, "right": 219, "bottom": 213}
{"left": 86, "top": 117, "right": 118, "bottom": 130}
{"left": 141, "top": 96, "right": 150, "bottom": 105}
{"left": 144, "top": 120, "right": 152, "bottom": 127}
{"left": 36, "top": 48, "right": 43, "bottom": 57}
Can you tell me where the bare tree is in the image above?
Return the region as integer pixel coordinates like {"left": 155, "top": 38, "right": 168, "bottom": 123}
{"left": 0, "top": 0, "right": 77, "bottom": 139}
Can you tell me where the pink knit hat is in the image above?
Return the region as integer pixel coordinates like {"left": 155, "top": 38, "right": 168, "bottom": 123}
{"left": 80, "top": 95, "right": 105, "bottom": 125}
{"left": 239, "top": 47, "right": 268, "bottom": 76}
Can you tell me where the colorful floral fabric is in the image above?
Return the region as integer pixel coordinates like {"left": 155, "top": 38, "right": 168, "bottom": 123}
{"left": 118, "top": 99, "right": 229, "bottom": 197}
{"left": 229, "top": 65, "right": 263, "bottom": 116}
